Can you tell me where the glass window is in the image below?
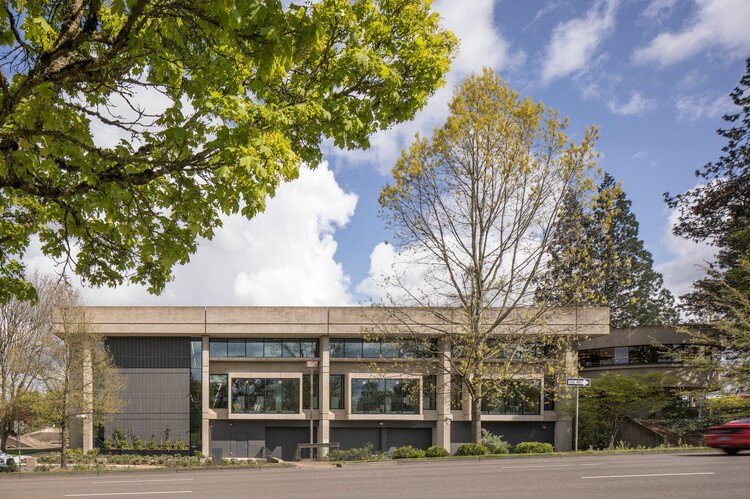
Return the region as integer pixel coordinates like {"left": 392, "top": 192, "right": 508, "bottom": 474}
{"left": 330, "top": 339, "right": 345, "bottom": 358}
{"left": 482, "top": 381, "right": 541, "bottom": 415}
{"left": 282, "top": 339, "right": 302, "bottom": 358}
{"left": 344, "top": 339, "right": 363, "bottom": 358}
{"left": 543, "top": 375, "right": 555, "bottom": 411}
{"left": 614, "top": 346, "right": 629, "bottom": 364}
{"left": 301, "top": 340, "right": 318, "bottom": 358}
{"left": 380, "top": 342, "right": 399, "bottom": 358}
{"left": 362, "top": 342, "right": 381, "bottom": 358}
{"left": 451, "top": 375, "right": 463, "bottom": 410}
{"left": 227, "top": 339, "right": 245, "bottom": 357}
{"left": 422, "top": 375, "right": 437, "bottom": 410}
{"left": 209, "top": 339, "right": 227, "bottom": 358}
{"left": 330, "top": 375, "right": 344, "bottom": 410}
{"left": 351, "top": 379, "right": 384, "bottom": 414}
{"left": 231, "top": 378, "right": 299, "bottom": 414}
{"left": 303, "top": 374, "right": 319, "bottom": 409}
{"left": 246, "top": 340, "right": 264, "bottom": 358}
{"left": 209, "top": 374, "right": 228, "bottom": 409}
{"left": 190, "top": 339, "right": 202, "bottom": 368}
{"left": 264, "top": 340, "right": 282, "bottom": 358}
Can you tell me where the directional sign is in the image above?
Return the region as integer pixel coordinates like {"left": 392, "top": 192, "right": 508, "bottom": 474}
{"left": 566, "top": 377, "right": 591, "bottom": 387}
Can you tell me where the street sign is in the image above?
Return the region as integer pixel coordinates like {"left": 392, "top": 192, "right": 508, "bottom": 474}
{"left": 566, "top": 377, "right": 591, "bottom": 387}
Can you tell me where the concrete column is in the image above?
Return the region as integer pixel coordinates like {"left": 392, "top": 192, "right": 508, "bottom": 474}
{"left": 317, "top": 335, "right": 331, "bottom": 458}
{"left": 201, "top": 335, "right": 210, "bottom": 457}
{"left": 434, "top": 337, "right": 451, "bottom": 450}
{"left": 82, "top": 348, "right": 94, "bottom": 453}
{"left": 553, "top": 340, "right": 578, "bottom": 452}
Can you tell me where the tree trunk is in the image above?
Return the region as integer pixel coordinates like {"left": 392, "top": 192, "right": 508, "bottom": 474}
{"left": 60, "top": 421, "right": 68, "bottom": 469}
{"left": 0, "top": 430, "right": 7, "bottom": 452}
{"left": 471, "top": 395, "right": 482, "bottom": 444}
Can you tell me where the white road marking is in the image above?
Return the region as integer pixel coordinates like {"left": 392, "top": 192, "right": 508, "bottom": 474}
{"left": 581, "top": 472, "right": 716, "bottom": 479}
{"left": 91, "top": 479, "right": 194, "bottom": 484}
{"left": 501, "top": 463, "right": 604, "bottom": 469}
{"left": 65, "top": 491, "right": 192, "bottom": 497}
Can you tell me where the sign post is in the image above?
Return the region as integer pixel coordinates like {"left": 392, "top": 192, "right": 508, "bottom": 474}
{"left": 566, "top": 378, "right": 591, "bottom": 452}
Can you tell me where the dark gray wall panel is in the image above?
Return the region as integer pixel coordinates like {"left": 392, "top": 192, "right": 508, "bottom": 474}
{"left": 106, "top": 337, "right": 190, "bottom": 369}
{"left": 104, "top": 368, "right": 190, "bottom": 443}
{"left": 209, "top": 421, "right": 265, "bottom": 459}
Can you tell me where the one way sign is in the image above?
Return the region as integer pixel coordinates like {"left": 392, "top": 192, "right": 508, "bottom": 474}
{"left": 566, "top": 377, "right": 591, "bottom": 387}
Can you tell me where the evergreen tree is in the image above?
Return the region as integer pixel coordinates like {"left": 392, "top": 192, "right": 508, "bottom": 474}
{"left": 538, "top": 173, "right": 678, "bottom": 328}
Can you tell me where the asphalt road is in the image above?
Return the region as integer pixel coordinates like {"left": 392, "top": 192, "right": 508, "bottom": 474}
{"left": 1, "top": 451, "right": 748, "bottom": 498}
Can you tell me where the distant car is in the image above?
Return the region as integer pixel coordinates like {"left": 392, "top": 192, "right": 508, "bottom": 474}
{"left": 0, "top": 451, "right": 16, "bottom": 470}
{"left": 704, "top": 417, "right": 750, "bottom": 454}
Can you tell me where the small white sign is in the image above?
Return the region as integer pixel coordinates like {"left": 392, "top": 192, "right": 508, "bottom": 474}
{"left": 566, "top": 377, "right": 591, "bottom": 387}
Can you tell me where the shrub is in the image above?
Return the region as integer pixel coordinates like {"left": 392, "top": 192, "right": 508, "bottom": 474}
{"left": 514, "top": 442, "right": 554, "bottom": 454}
{"left": 455, "top": 443, "right": 489, "bottom": 456}
{"left": 162, "top": 439, "right": 174, "bottom": 450}
{"left": 102, "top": 438, "right": 115, "bottom": 449}
{"left": 132, "top": 436, "right": 144, "bottom": 450}
{"left": 481, "top": 429, "right": 510, "bottom": 454}
{"left": 175, "top": 440, "right": 187, "bottom": 450}
{"left": 391, "top": 445, "right": 426, "bottom": 459}
{"left": 425, "top": 446, "right": 450, "bottom": 458}
{"left": 327, "top": 443, "right": 385, "bottom": 462}
{"left": 146, "top": 435, "right": 158, "bottom": 450}
{"left": 112, "top": 427, "right": 129, "bottom": 449}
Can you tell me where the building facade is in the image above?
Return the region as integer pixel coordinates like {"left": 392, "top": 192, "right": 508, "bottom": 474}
{"left": 73, "top": 306, "right": 609, "bottom": 459}
{"left": 578, "top": 325, "right": 714, "bottom": 389}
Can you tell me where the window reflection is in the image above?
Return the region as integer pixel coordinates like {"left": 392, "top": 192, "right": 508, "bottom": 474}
{"left": 351, "top": 378, "right": 419, "bottom": 414}
{"left": 209, "top": 374, "right": 228, "bottom": 409}
{"left": 231, "top": 378, "right": 299, "bottom": 414}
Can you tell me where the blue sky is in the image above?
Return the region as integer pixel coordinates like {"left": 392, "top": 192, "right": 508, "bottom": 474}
{"left": 28, "top": 0, "right": 749, "bottom": 306}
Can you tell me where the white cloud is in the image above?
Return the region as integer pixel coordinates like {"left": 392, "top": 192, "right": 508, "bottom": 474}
{"left": 642, "top": 0, "right": 678, "bottom": 21}
{"left": 356, "top": 242, "right": 432, "bottom": 303}
{"left": 607, "top": 91, "right": 656, "bottom": 116}
{"left": 655, "top": 209, "right": 716, "bottom": 300}
{"left": 541, "top": 0, "right": 619, "bottom": 83}
{"left": 674, "top": 92, "right": 732, "bottom": 121}
{"left": 634, "top": 0, "right": 750, "bottom": 66}
{"left": 25, "top": 163, "right": 357, "bottom": 306}
{"left": 326, "top": 0, "right": 524, "bottom": 174}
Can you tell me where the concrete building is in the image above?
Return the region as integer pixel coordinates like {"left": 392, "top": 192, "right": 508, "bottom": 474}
{"left": 72, "top": 306, "right": 609, "bottom": 459}
{"left": 578, "top": 325, "right": 714, "bottom": 388}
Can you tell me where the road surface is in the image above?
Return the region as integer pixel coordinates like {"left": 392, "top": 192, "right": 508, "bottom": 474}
{"left": 1, "top": 451, "right": 747, "bottom": 498}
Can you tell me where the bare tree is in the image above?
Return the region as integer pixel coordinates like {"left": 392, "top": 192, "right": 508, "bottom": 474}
{"left": 372, "top": 69, "right": 601, "bottom": 444}
{"left": 0, "top": 274, "right": 59, "bottom": 450}
{"left": 44, "top": 288, "right": 124, "bottom": 469}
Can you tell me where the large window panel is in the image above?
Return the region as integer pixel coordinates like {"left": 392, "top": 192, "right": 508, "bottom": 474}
{"left": 330, "top": 339, "right": 345, "bottom": 358}
{"left": 451, "top": 375, "right": 463, "bottom": 410}
{"left": 246, "top": 340, "right": 264, "bottom": 358}
{"left": 209, "top": 374, "right": 228, "bottom": 409}
{"left": 301, "top": 340, "right": 318, "bottom": 358}
{"left": 209, "top": 339, "right": 228, "bottom": 358}
{"left": 231, "top": 378, "right": 299, "bottom": 414}
{"left": 344, "top": 339, "right": 363, "bottom": 358}
{"left": 227, "top": 339, "right": 245, "bottom": 357}
{"left": 303, "top": 374, "right": 319, "bottom": 410}
{"left": 422, "top": 375, "right": 437, "bottom": 410}
{"left": 481, "top": 381, "right": 541, "bottom": 415}
{"left": 330, "top": 375, "right": 344, "bottom": 410}
{"left": 351, "top": 379, "right": 384, "bottom": 414}
{"left": 282, "top": 339, "right": 302, "bottom": 358}
{"left": 264, "top": 340, "right": 283, "bottom": 358}
{"left": 362, "top": 342, "right": 381, "bottom": 358}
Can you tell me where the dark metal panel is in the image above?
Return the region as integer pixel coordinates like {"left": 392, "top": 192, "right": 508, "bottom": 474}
{"left": 103, "top": 368, "right": 190, "bottom": 443}
{"left": 105, "top": 337, "right": 190, "bottom": 369}
{"left": 450, "top": 421, "right": 555, "bottom": 446}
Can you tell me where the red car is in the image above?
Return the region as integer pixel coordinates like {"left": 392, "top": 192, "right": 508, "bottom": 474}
{"left": 704, "top": 417, "right": 750, "bottom": 454}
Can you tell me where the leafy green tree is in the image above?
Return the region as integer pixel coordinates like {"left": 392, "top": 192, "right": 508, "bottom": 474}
{"left": 576, "top": 372, "right": 676, "bottom": 449}
{"left": 537, "top": 173, "right": 677, "bottom": 328}
{"left": 0, "top": 0, "right": 456, "bottom": 302}
{"left": 376, "top": 68, "right": 601, "bottom": 444}
{"left": 666, "top": 58, "right": 750, "bottom": 316}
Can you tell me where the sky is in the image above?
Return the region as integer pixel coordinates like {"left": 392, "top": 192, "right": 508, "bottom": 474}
{"left": 26, "top": 0, "right": 750, "bottom": 306}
